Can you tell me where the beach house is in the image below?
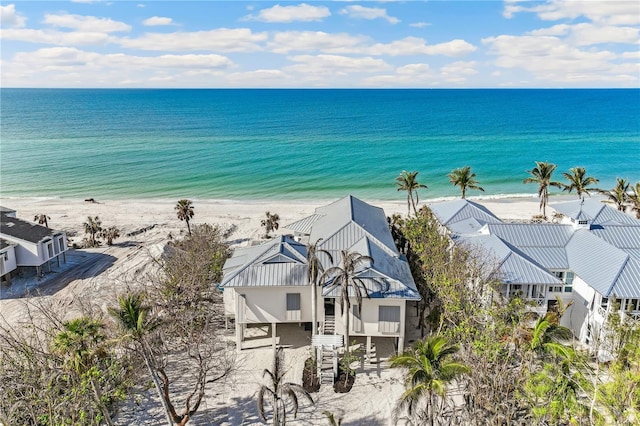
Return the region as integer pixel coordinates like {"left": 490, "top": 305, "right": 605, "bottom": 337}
{"left": 0, "top": 207, "right": 68, "bottom": 279}
{"left": 220, "top": 196, "right": 420, "bottom": 355}
{"left": 430, "top": 198, "right": 640, "bottom": 349}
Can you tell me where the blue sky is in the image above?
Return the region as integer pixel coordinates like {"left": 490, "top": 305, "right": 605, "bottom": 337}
{"left": 1, "top": 1, "right": 638, "bottom": 88}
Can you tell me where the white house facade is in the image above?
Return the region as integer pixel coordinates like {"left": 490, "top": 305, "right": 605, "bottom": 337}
{"left": 220, "top": 196, "right": 421, "bottom": 354}
{"left": 0, "top": 239, "right": 18, "bottom": 284}
{"left": 0, "top": 207, "right": 68, "bottom": 278}
{"left": 430, "top": 198, "right": 640, "bottom": 349}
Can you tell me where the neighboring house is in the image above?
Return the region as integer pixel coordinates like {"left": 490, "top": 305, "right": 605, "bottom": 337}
{"left": 0, "top": 239, "right": 18, "bottom": 284}
{"left": 430, "top": 198, "right": 640, "bottom": 349}
{"left": 0, "top": 207, "right": 68, "bottom": 278}
{"left": 221, "top": 195, "right": 420, "bottom": 354}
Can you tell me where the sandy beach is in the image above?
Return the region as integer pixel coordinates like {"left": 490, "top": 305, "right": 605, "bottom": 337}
{"left": 0, "top": 195, "right": 555, "bottom": 424}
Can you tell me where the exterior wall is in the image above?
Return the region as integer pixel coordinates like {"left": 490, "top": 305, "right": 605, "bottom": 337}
{"left": 229, "top": 286, "right": 313, "bottom": 324}
{"left": 565, "top": 276, "right": 594, "bottom": 341}
{"left": 0, "top": 234, "right": 67, "bottom": 267}
{"left": 0, "top": 246, "right": 17, "bottom": 277}
{"left": 3, "top": 238, "right": 42, "bottom": 266}
{"left": 332, "top": 297, "right": 405, "bottom": 338}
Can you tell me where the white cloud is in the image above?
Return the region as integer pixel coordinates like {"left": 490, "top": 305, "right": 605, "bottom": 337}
{"left": 621, "top": 51, "right": 640, "bottom": 59}
{"left": 482, "top": 34, "right": 638, "bottom": 84}
{"left": 137, "top": 4, "right": 145, "bottom": 8}
{"left": 269, "top": 31, "right": 368, "bottom": 54}
{"left": 361, "top": 63, "right": 437, "bottom": 87}
{"left": 244, "top": 3, "right": 330, "bottom": 23}
{"left": 528, "top": 23, "right": 639, "bottom": 45}
{"left": 11, "top": 47, "right": 233, "bottom": 71}
{"left": 117, "top": 28, "right": 267, "bottom": 52}
{"left": 1, "top": 4, "right": 26, "bottom": 28}
{"left": 1, "top": 28, "right": 112, "bottom": 46}
{"left": 226, "top": 69, "right": 292, "bottom": 87}
{"left": 440, "top": 61, "right": 478, "bottom": 76}
{"left": 504, "top": 0, "right": 640, "bottom": 25}
{"left": 567, "top": 23, "right": 639, "bottom": 46}
{"left": 339, "top": 5, "right": 400, "bottom": 24}
{"left": 367, "top": 37, "right": 477, "bottom": 57}
{"left": 286, "top": 54, "right": 392, "bottom": 75}
{"left": 409, "top": 22, "right": 431, "bottom": 28}
{"left": 142, "top": 16, "right": 173, "bottom": 26}
{"left": 43, "top": 13, "right": 131, "bottom": 33}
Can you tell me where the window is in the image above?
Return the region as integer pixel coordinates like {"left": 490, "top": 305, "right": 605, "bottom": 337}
{"left": 578, "top": 220, "right": 588, "bottom": 225}
{"left": 564, "top": 286, "right": 573, "bottom": 293}
{"left": 552, "top": 286, "right": 563, "bottom": 293}
{"left": 626, "top": 299, "right": 639, "bottom": 312}
{"left": 286, "top": 293, "right": 301, "bottom": 321}
{"left": 378, "top": 306, "right": 400, "bottom": 334}
{"left": 58, "top": 237, "right": 65, "bottom": 252}
{"left": 601, "top": 297, "right": 609, "bottom": 310}
{"left": 565, "top": 272, "right": 575, "bottom": 285}
{"left": 553, "top": 271, "right": 564, "bottom": 280}
{"left": 352, "top": 304, "right": 363, "bottom": 333}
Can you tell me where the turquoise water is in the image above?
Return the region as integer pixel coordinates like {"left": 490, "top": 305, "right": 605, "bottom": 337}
{"left": 1, "top": 89, "right": 638, "bottom": 201}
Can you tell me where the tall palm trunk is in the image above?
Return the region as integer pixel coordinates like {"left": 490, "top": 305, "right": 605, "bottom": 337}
{"left": 140, "top": 341, "right": 174, "bottom": 426}
{"left": 311, "top": 285, "right": 318, "bottom": 336}
{"left": 90, "top": 377, "right": 114, "bottom": 426}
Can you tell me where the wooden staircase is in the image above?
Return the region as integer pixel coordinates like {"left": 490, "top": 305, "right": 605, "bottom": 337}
{"left": 311, "top": 333, "right": 343, "bottom": 386}
{"left": 323, "top": 315, "right": 335, "bottom": 335}
{"left": 319, "top": 345, "right": 336, "bottom": 385}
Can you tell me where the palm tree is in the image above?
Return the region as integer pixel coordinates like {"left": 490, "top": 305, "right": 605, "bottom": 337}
{"left": 447, "top": 166, "right": 484, "bottom": 199}
{"left": 175, "top": 199, "right": 195, "bottom": 236}
{"left": 523, "top": 161, "right": 563, "bottom": 219}
{"left": 395, "top": 170, "right": 428, "bottom": 216}
{"left": 100, "top": 226, "right": 120, "bottom": 246}
{"left": 257, "top": 347, "right": 314, "bottom": 425}
{"left": 319, "top": 250, "right": 375, "bottom": 360}
{"left": 83, "top": 215, "right": 102, "bottom": 247}
{"left": 51, "top": 317, "right": 114, "bottom": 426}
{"left": 307, "top": 239, "right": 333, "bottom": 336}
{"left": 629, "top": 182, "right": 640, "bottom": 219}
{"left": 261, "top": 211, "right": 280, "bottom": 238}
{"left": 34, "top": 213, "right": 50, "bottom": 228}
{"left": 561, "top": 167, "right": 599, "bottom": 200}
{"left": 108, "top": 294, "right": 172, "bottom": 425}
{"left": 598, "top": 178, "right": 630, "bottom": 212}
{"left": 390, "top": 335, "right": 470, "bottom": 426}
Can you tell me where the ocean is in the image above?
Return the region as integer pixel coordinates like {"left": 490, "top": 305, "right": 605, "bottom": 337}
{"left": 1, "top": 89, "right": 638, "bottom": 202}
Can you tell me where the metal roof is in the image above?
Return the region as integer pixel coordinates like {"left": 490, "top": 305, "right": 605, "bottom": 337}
{"left": 518, "top": 247, "right": 569, "bottom": 269}
{"left": 310, "top": 195, "right": 397, "bottom": 253}
{"left": 221, "top": 196, "right": 420, "bottom": 300}
{"left": 284, "top": 214, "right": 324, "bottom": 235}
{"left": 221, "top": 236, "right": 309, "bottom": 288}
{"left": 551, "top": 198, "right": 640, "bottom": 226}
{"left": 486, "top": 223, "right": 574, "bottom": 247}
{"left": 430, "top": 198, "right": 640, "bottom": 299}
{"left": 459, "top": 234, "right": 561, "bottom": 285}
{"left": 0, "top": 216, "right": 61, "bottom": 243}
{"left": 565, "top": 231, "right": 630, "bottom": 297}
{"left": 429, "top": 199, "right": 501, "bottom": 227}
{"left": 590, "top": 226, "right": 640, "bottom": 252}
{"left": 321, "top": 236, "right": 420, "bottom": 300}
